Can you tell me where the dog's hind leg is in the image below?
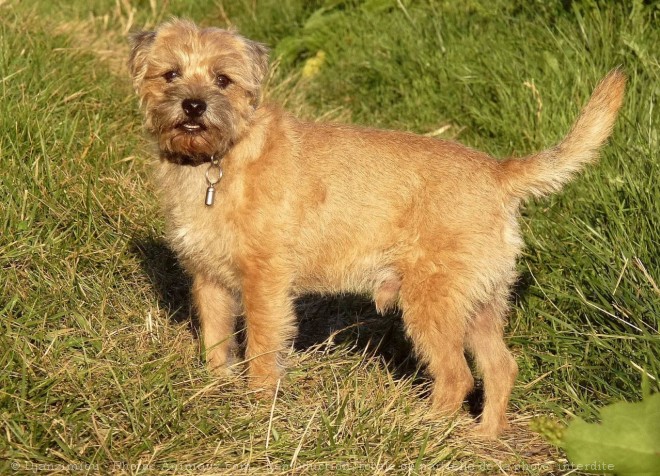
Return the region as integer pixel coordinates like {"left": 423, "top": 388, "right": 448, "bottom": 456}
{"left": 399, "top": 271, "right": 475, "bottom": 416}
{"left": 466, "top": 297, "right": 518, "bottom": 438}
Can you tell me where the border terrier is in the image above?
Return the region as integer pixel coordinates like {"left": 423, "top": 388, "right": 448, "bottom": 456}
{"left": 128, "top": 19, "right": 625, "bottom": 437}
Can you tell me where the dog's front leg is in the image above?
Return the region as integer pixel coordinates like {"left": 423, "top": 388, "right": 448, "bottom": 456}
{"left": 241, "top": 266, "right": 297, "bottom": 393}
{"left": 192, "top": 275, "right": 239, "bottom": 376}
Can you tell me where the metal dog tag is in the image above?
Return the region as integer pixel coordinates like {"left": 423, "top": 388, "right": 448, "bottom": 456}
{"left": 205, "top": 185, "right": 216, "bottom": 206}
{"left": 204, "top": 155, "right": 222, "bottom": 206}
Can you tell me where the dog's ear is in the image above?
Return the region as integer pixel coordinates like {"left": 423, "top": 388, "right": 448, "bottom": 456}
{"left": 243, "top": 39, "right": 269, "bottom": 107}
{"left": 128, "top": 30, "right": 156, "bottom": 90}
{"left": 245, "top": 39, "right": 269, "bottom": 85}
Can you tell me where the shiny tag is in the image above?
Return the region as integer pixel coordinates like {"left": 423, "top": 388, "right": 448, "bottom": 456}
{"left": 205, "top": 184, "right": 216, "bottom": 206}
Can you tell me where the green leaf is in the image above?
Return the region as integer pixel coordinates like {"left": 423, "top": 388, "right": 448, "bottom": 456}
{"left": 562, "top": 393, "right": 660, "bottom": 476}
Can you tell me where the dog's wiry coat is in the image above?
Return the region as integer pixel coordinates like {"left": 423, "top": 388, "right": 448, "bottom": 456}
{"left": 129, "top": 19, "right": 625, "bottom": 437}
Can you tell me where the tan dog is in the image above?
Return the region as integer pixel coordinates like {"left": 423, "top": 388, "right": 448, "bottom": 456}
{"left": 128, "top": 19, "right": 625, "bottom": 437}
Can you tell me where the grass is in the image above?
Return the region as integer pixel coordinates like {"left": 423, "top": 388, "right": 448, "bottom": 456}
{"left": 1, "top": 0, "right": 658, "bottom": 474}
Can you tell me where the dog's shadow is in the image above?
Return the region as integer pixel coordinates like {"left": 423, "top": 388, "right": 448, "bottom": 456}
{"left": 130, "top": 236, "right": 418, "bottom": 372}
{"left": 131, "top": 236, "right": 533, "bottom": 417}
{"left": 131, "top": 236, "right": 195, "bottom": 329}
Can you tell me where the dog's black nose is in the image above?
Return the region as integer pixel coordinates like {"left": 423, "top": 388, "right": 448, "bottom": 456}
{"left": 181, "top": 98, "right": 207, "bottom": 118}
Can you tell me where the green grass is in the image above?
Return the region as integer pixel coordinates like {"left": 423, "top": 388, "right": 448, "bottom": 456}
{"left": 1, "top": 0, "right": 658, "bottom": 474}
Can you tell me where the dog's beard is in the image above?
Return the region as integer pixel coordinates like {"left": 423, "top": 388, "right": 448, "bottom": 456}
{"left": 157, "top": 126, "right": 230, "bottom": 165}
{"left": 146, "top": 94, "right": 241, "bottom": 166}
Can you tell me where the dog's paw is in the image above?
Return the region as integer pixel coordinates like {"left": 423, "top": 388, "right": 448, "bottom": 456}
{"left": 208, "top": 364, "right": 235, "bottom": 379}
{"left": 470, "top": 419, "right": 509, "bottom": 440}
{"left": 247, "top": 375, "right": 282, "bottom": 401}
{"left": 206, "top": 351, "right": 236, "bottom": 378}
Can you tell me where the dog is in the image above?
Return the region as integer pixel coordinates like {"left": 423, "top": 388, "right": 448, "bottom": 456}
{"left": 128, "top": 18, "right": 625, "bottom": 438}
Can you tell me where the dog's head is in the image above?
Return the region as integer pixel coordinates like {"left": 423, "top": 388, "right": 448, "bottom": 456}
{"left": 129, "top": 19, "right": 269, "bottom": 164}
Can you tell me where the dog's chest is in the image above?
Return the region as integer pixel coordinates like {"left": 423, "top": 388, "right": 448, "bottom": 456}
{"left": 157, "top": 164, "right": 242, "bottom": 288}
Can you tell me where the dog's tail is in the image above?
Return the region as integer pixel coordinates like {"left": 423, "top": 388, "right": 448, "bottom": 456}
{"left": 500, "top": 69, "right": 626, "bottom": 199}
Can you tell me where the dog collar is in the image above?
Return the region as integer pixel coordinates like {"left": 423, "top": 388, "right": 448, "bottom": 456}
{"left": 204, "top": 154, "right": 223, "bottom": 206}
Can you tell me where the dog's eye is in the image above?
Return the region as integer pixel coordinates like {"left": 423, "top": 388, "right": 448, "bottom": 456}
{"left": 163, "top": 70, "right": 180, "bottom": 83}
{"left": 215, "top": 74, "right": 232, "bottom": 89}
